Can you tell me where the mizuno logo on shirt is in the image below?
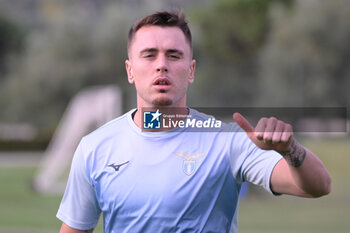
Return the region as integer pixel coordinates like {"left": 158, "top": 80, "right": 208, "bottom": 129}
{"left": 108, "top": 161, "right": 129, "bottom": 172}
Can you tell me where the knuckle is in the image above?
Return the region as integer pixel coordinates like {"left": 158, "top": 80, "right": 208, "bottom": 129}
{"left": 256, "top": 118, "right": 267, "bottom": 129}
{"left": 276, "top": 120, "right": 285, "bottom": 129}
{"left": 262, "top": 117, "right": 268, "bottom": 121}
{"left": 277, "top": 120, "right": 284, "bottom": 125}
{"left": 269, "top": 116, "right": 277, "bottom": 122}
{"left": 286, "top": 123, "right": 293, "bottom": 132}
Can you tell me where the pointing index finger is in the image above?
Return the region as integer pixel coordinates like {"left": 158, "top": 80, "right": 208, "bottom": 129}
{"left": 233, "top": 112, "right": 254, "bottom": 135}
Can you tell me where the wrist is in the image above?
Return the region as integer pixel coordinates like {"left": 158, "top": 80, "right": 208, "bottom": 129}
{"left": 280, "top": 138, "right": 307, "bottom": 168}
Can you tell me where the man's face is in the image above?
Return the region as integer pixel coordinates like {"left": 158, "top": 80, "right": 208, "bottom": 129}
{"left": 126, "top": 26, "right": 195, "bottom": 108}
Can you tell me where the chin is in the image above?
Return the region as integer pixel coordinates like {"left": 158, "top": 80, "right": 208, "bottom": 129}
{"left": 152, "top": 97, "right": 173, "bottom": 106}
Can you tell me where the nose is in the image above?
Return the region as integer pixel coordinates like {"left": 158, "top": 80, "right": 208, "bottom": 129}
{"left": 156, "top": 54, "right": 168, "bottom": 73}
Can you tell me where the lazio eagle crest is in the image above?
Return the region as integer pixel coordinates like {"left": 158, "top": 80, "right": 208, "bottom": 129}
{"left": 175, "top": 153, "right": 205, "bottom": 175}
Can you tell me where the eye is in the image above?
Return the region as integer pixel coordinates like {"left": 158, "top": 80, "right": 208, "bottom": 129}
{"left": 168, "top": 54, "right": 180, "bottom": 60}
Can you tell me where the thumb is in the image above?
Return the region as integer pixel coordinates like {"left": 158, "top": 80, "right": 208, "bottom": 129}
{"left": 233, "top": 112, "right": 254, "bottom": 137}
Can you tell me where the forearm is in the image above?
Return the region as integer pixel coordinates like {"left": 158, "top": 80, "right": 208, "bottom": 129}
{"left": 281, "top": 139, "right": 331, "bottom": 197}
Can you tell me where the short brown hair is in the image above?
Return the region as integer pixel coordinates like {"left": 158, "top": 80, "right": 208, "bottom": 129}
{"left": 127, "top": 11, "right": 192, "bottom": 52}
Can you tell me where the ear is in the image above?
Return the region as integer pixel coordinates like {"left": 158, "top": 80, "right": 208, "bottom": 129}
{"left": 125, "top": 60, "right": 134, "bottom": 84}
{"left": 188, "top": 59, "right": 196, "bottom": 84}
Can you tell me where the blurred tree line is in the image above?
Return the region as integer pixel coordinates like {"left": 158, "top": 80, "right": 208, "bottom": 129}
{"left": 0, "top": 0, "right": 349, "bottom": 144}
{"left": 188, "top": 0, "right": 293, "bottom": 106}
{"left": 188, "top": 0, "right": 350, "bottom": 108}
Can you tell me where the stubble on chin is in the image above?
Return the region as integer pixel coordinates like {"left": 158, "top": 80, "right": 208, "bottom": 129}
{"left": 152, "top": 97, "right": 173, "bottom": 106}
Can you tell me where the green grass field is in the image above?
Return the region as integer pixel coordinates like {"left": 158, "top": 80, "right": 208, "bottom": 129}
{"left": 0, "top": 138, "right": 349, "bottom": 233}
{"left": 239, "top": 138, "right": 350, "bottom": 233}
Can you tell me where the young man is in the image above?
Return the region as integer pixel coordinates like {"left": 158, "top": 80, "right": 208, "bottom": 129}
{"left": 57, "top": 11, "right": 331, "bottom": 233}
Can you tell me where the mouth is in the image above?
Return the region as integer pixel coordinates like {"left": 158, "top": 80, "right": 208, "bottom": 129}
{"left": 153, "top": 77, "right": 171, "bottom": 86}
{"left": 153, "top": 77, "right": 172, "bottom": 92}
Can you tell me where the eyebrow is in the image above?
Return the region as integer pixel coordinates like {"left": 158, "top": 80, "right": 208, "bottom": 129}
{"left": 139, "top": 48, "right": 184, "bottom": 56}
{"left": 140, "top": 48, "right": 158, "bottom": 54}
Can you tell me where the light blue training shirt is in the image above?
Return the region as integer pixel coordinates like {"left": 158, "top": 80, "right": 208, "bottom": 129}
{"left": 57, "top": 108, "right": 282, "bottom": 233}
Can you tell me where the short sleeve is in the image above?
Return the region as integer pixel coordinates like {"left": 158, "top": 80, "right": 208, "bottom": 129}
{"left": 56, "top": 139, "right": 101, "bottom": 230}
{"left": 229, "top": 124, "right": 283, "bottom": 195}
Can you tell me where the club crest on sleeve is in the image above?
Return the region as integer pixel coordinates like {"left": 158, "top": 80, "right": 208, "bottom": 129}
{"left": 175, "top": 153, "right": 205, "bottom": 175}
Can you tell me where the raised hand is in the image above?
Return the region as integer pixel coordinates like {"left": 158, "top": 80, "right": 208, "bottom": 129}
{"left": 233, "top": 112, "right": 293, "bottom": 153}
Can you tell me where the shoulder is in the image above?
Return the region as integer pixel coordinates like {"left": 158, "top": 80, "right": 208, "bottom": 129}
{"left": 82, "top": 109, "right": 134, "bottom": 148}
